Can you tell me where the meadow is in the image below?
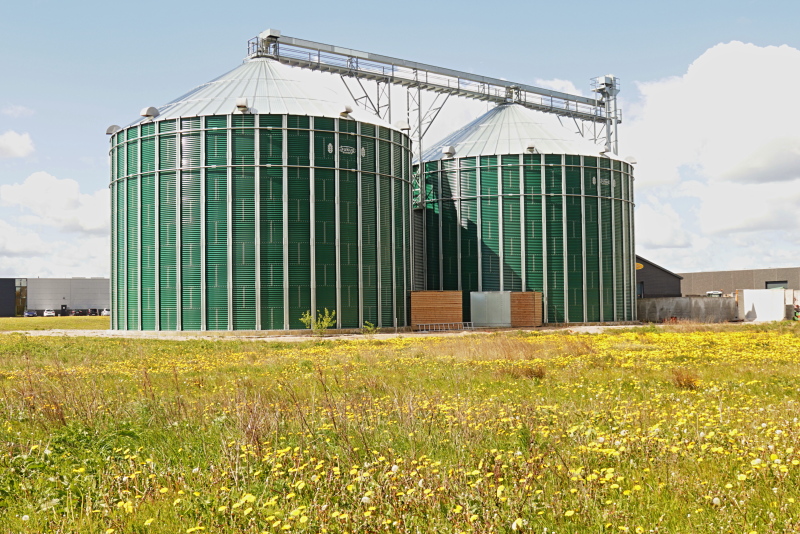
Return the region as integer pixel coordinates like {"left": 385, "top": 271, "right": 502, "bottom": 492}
{"left": 2, "top": 323, "right": 800, "bottom": 533}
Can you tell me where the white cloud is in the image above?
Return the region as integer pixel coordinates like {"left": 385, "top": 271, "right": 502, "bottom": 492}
{"left": 532, "top": 78, "right": 586, "bottom": 97}
{"left": 2, "top": 105, "right": 34, "bottom": 117}
{"left": 624, "top": 41, "right": 800, "bottom": 271}
{"left": 0, "top": 219, "right": 48, "bottom": 258}
{"left": 0, "top": 130, "right": 34, "bottom": 158}
{"left": 0, "top": 172, "right": 109, "bottom": 235}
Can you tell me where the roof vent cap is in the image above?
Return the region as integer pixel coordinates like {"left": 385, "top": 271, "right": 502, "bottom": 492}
{"left": 624, "top": 156, "right": 637, "bottom": 165}
{"left": 394, "top": 120, "right": 410, "bottom": 131}
{"left": 140, "top": 106, "right": 159, "bottom": 119}
{"left": 106, "top": 125, "right": 121, "bottom": 135}
{"left": 340, "top": 104, "right": 353, "bottom": 117}
{"left": 442, "top": 145, "right": 456, "bottom": 157}
{"left": 235, "top": 97, "right": 249, "bottom": 113}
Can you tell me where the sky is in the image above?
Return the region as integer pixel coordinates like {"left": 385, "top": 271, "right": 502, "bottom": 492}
{"left": 2, "top": 0, "right": 800, "bottom": 277}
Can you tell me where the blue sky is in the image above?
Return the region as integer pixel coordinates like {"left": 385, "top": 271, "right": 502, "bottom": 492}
{"left": 2, "top": 0, "right": 800, "bottom": 277}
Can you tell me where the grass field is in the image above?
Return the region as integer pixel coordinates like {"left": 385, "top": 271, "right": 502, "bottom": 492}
{"left": 2, "top": 324, "right": 800, "bottom": 532}
{"left": 0, "top": 316, "right": 110, "bottom": 331}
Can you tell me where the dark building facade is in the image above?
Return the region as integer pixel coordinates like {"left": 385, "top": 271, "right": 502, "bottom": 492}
{"left": 635, "top": 256, "right": 682, "bottom": 298}
{"left": 679, "top": 267, "right": 800, "bottom": 296}
{"left": 0, "top": 279, "right": 15, "bottom": 317}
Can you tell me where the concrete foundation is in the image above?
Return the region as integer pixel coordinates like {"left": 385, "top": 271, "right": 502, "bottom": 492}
{"left": 637, "top": 297, "right": 737, "bottom": 323}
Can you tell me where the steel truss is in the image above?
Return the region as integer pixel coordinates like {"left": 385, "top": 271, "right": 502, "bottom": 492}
{"left": 248, "top": 30, "right": 621, "bottom": 156}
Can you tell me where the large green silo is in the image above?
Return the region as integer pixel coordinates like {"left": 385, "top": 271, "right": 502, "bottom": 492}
{"left": 417, "top": 103, "right": 635, "bottom": 323}
{"left": 109, "top": 58, "right": 412, "bottom": 330}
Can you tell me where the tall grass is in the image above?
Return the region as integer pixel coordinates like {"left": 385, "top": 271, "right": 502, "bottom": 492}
{"left": 1, "top": 327, "right": 800, "bottom": 532}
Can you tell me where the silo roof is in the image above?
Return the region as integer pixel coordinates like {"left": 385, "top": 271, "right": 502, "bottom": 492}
{"left": 130, "top": 57, "right": 394, "bottom": 128}
{"left": 421, "top": 103, "right": 618, "bottom": 162}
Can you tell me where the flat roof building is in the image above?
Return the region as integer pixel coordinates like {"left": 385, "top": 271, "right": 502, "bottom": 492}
{"left": 679, "top": 267, "right": 800, "bottom": 296}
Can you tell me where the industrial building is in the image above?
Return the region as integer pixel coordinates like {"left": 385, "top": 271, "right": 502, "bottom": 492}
{"left": 679, "top": 267, "right": 800, "bottom": 296}
{"left": 108, "top": 30, "right": 633, "bottom": 330}
{"left": 0, "top": 278, "right": 110, "bottom": 317}
{"left": 419, "top": 104, "right": 635, "bottom": 323}
{"left": 635, "top": 255, "right": 682, "bottom": 298}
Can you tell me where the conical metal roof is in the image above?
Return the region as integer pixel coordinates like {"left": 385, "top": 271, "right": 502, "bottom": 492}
{"left": 132, "top": 57, "right": 394, "bottom": 128}
{"left": 421, "top": 103, "right": 615, "bottom": 162}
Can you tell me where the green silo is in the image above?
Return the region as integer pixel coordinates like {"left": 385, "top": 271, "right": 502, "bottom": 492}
{"left": 417, "top": 103, "right": 635, "bottom": 323}
{"left": 109, "top": 57, "right": 412, "bottom": 330}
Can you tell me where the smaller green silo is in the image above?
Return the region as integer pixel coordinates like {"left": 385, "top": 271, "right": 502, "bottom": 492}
{"left": 416, "top": 103, "right": 635, "bottom": 323}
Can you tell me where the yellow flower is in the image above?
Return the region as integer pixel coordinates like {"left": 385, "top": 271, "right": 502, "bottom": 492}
{"left": 565, "top": 510, "right": 575, "bottom": 517}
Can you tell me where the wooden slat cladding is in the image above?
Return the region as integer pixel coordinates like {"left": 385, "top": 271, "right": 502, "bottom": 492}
{"left": 511, "top": 292, "right": 543, "bottom": 327}
{"left": 411, "top": 291, "right": 462, "bottom": 328}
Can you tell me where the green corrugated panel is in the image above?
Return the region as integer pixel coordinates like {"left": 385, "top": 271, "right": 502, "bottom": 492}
{"left": 127, "top": 126, "right": 138, "bottom": 140}
{"left": 599, "top": 158, "right": 611, "bottom": 169}
{"left": 113, "top": 183, "right": 123, "bottom": 328}
{"left": 233, "top": 170, "right": 256, "bottom": 330}
{"left": 480, "top": 155, "right": 497, "bottom": 167}
{"left": 159, "top": 135, "right": 177, "bottom": 170}
{"left": 126, "top": 178, "right": 139, "bottom": 329}
{"left": 141, "top": 123, "right": 155, "bottom": 137}
{"left": 287, "top": 129, "right": 310, "bottom": 167}
{"left": 612, "top": 159, "right": 621, "bottom": 171}
{"left": 544, "top": 154, "right": 560, "bottom": 166}
{"left": 522, "top": 154, "right": 541, "bottom": 166}
{"left": 361, "top": 123, "right": 375, "bottom": 138}
{"left": 378, "top": 140, "right": 391, "bottom": 175}
{"left": 403, "top": 183, "right": 411, "bottom": 323}
{"left": 544, "top": 164, "right": 561, "bottom": 195}
{"left": 141, "top": 138, "right": 156, "bottom": 173}
{"left": 424, "top": 168, "right": 438, "bottom": 202}
{"left": 378, "top": 127, "right": 390, "bottom": 140}
{"left": 232, "top": 115, "right": 255, "bottom": 128}
{"left": 181, "top": 133, "right": 200, "bottom": 168}
{"left": 460, "top": 199, "right": 479, "bottom": 320}
{"left": 315, "top": 168, "right": 337, "bottom": 314}
{"left": 584, "top": 156, "right": 597, "bottom": 168}
{"left": 116, "top": 146, "right": 125, "bottom": 179}
{"left": 181, "top": 171, "right": 201, "bottom": 330}
{"left": 182, "top": 118, "right": 200, "bottom": 130}
{"left": 565, "top": 155, "right": 580, "bottom": 166}
{"left": 600, "top": 198, "right": 613, "bottom": 321}
{"left": 127, "top": 141, "right": 139, "bottom": 176}
{"left": 260, "top": 115, "right": 282, "bottom": 128}
{"left": 361, "top": 174, "right": 378, "bottom": 324}
{"left": 612, "top": 171, "right": 622, "bottom": 199}
{"left": 523, "top": 162, "right": 541, "bottom": 195}
{"left": 287, "top": 116, "right": 309, "bottom": 129}
{"left": 584, "top": 166, "right": 598, "bottom": 196}
{"left": 260, "top": 129, "right": 283, "bottom": 166}
{"left": 503, "top": 197, "right": 522, "bottom": 291}
{"left": 339, "top": 133, "right": 357, "bottom": 170}
{"left": 314, "top": 130, "right": 336, "bottom": 168}
{"left": 524, "top": 197, "right": 543, "bottom": 292}
{"left": 287, "top": 167, "right": 311, "bottom": 328}
{"left": 584, "top": 197, "right": 600, "bottom": 322}
{"left": 623, "top": 200, "right": 633, "bottom": 320}
{"left": 260, "top": 166, "right": 284, "bottom": 330}
{"left": 441, "top": 199, "right": 459, "bottom": 290}
{"left": 394, "top": 181, "right": 406, "bottom": 325}
{"left": 460, "top": 166, "right": 476, "bottom": 198}
{"left": 206, "top": 116, "right": 227, "bottom": 129}
{"left": 613, "top": 199, "right": 625, "bottom": 320}
{"left": 545, "top": 196, "right": 564, "bottom": 322}
{"left": 392, "top": 130, "right": 401, "bottom": 144}
{"left": 339, "top": 118, "right": 356, "bottom": 134}
{"left": 141, "top": 174, "right": 157, "bottom": 330}
{"left": 206, "top": 169, "right": 228, "bottom": 330}
{"left": 480, "top": 165, "right": 498, "bottom": 196}
{"left": 315, "top": 117, "right": 335, "bottom": 131}
{"left": 599, "top": 168, "right": 611, "bottom": 198}
{"left": 502, "top": 160, "right": 519, "bottom": 195}
{"left": 425, "top": 203, "right": 440, "bottom": 290}
{"left": 206, "top": 130, "right": 227, "bottom": 167}
{"left": 393, "top": 140, "right": 402, "bottom": 177}
{"left": 232, "top": 129, "right": 255, "bottom": 166}
{"left": 441, "top": 160, "right": 457, "bottom": 200}
{"left": 619, "top": 173, "right": 628, "bottom": 202}
{"left": 379, "top": 177, "right": 393, "bottom": 326}
{"left": 481, "top": 197, "right": 500, "bottom": 291}
{"left": 565, "top": 196, "right": 584, "bottom": 322}
{"left": 159, "top": 120, "right": 176, "bottom": 133}
{"left": 339, "top": 170, "right": 359, "bottom": 327}
{"left": 565, "top": 166, "right": 581, "bottom": 195}
{"left": 361, "top": 136, "right": 376, "bottom": 173}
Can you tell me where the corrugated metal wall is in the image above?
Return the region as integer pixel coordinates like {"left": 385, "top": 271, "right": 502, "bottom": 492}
{"left": 419, "top": 153, "right": 635, "bottom": 323}
{"left": 110, "top": 115, "right": 412, "bottom": 330}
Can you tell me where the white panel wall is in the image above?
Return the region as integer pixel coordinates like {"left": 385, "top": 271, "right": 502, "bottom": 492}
{"left": 27, "top": 278, "right": 110, "bottom": 310}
